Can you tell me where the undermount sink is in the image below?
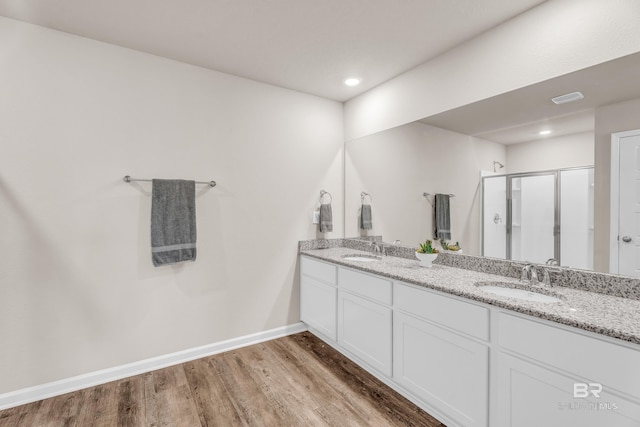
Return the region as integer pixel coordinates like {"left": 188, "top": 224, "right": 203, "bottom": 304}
{"left": 475, "top": 282, "right": 563, "bottom": 303}
{"left": 342, "top": 254, "right": 381, "bottom": 262}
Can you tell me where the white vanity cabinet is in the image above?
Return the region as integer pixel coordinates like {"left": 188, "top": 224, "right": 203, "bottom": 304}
{"left": 300, "top": 257, "right": 393, "bottom": 376}
{"left": 300, "top": 254, "right": 640, "bottom": 427}
{"left": 493, "top": 312, "right": 640, "bottom": 427}
{"left": 300, "top": 256, "right": 337, "bottom": 341}
{"left": 337, "top": 267, "right": 393, "bottom": 377}
{"left": 394, "top": 282, "right": 490, "bottom": 427}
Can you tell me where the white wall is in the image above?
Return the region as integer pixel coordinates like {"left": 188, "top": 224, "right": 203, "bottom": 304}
{"left": 505, "top": 131, "right": 594, "bottom": 174}
{"left": 345, "top": 121, "right": 505, "bottom": 255}
{"left": 560, "top": 168, "right": 594, "bottom": 270}
{"left": 344, "top": 0, "right": 640, "bottom": 141}
{"left": 594, "top": 98, "right": 640, "bottom": 272}
{"left": 0, "top": 17, "right": 344, "bottom": 394}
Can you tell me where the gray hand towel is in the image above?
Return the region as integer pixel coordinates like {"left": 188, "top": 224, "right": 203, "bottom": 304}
{"left": 361, "top": 204, "right": 372, "bottom": 230}
{"left": 319, "top": 203, "right": 333, "bottom": 232}
{"left": 151, "top": 179, "right": 197, "bottom": 267}
{"left": 434, "top": 193, "right": 451, "bottom": 240}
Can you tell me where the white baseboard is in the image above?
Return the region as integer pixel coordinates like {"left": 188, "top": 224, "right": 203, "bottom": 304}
{"left": 0, "top": 322, "right": 308, "bottom": 411}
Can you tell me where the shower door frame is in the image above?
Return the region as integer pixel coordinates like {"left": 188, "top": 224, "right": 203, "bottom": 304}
{"left": 482, "top": 166, "right": 594, "bottom": 265}
{"left": 505, "top": 170, "right": 559, "bottom": 263}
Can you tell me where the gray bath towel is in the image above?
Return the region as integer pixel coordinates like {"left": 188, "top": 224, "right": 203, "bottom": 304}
{"left": 151, "top": 179, "right": 197, "bottom": 267}
{"left": 319, "top": 203, "right": 333, "bottom": 232}
{"left": 361, "top": 204, "right": 372, "bottom": 230}
{"left": 434, "top": 193, "right": 451, "bottom": 240}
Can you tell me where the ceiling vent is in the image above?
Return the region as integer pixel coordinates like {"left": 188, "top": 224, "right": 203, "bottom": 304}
{"left": 551, "top": 91, "right": 584, "bottom": 105}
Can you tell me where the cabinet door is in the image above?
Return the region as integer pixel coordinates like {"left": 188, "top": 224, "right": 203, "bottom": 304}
{"left": 338, "top": 290, "right": 392, "bottom": 377}
{"left": 494, "top": 351, "right": 640, "bottom": 427}
{"left": 394, "top": 312, "right": 488, "bottom": 427}
{"left": 300, "top": 275, "right": 337, "bottom": 341}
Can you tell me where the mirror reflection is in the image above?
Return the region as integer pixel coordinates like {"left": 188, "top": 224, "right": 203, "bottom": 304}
{"left": 344, "top": 52, "right": 640, "bottom": 276}
{"left": 482, "top": 167, "right": 594, "bottom": 270}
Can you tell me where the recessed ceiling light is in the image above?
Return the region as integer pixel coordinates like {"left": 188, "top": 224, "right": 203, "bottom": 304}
{"left": 344, "top": 78, "right": 361, "bottom": 87}
{"left": 539, "top": 130, "right": 552, "bottom": 135}
{"left": 551, "top": 91, "right": 584, "bottom": 105}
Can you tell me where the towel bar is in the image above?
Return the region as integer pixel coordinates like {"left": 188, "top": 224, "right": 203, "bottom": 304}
{"left": 123, "top": 175, "right": 216, "bottom": 187}
{"left": 423, "top": 192, "right": 455, "bottom": 197}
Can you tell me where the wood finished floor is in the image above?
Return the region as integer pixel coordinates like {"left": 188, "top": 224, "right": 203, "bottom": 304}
{"left": 0, "top": 332, "right": 446, "bottom": 427}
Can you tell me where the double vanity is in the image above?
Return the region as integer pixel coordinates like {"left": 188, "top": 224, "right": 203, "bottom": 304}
{"left": 299, "top": 240, "right": 640, "bottom": 427}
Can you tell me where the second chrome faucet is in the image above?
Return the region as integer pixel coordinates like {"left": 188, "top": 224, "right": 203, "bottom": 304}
{"left": 371, "top": 241, "right": 385, "bottom": 256}
{"left": 521, "top": 263, "right": 553, "bottom": 287}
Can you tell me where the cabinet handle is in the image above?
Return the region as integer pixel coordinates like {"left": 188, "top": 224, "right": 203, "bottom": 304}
{"left": 622, "top": 236, "right": 632, "bottom": 243}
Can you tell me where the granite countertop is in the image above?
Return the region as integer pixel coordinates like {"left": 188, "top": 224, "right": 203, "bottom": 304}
{"left": 300, "top": 247, "right": 640, "bottom": 346}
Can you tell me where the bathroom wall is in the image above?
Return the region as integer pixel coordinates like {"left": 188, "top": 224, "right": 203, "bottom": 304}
{"left": 505, "top": 132, "right": 594, "bottom": 174}
{"left": 345, "top": 121, "right": 505, "bottom": 254}
{"left": 0, "top": 17, "right": 344, "bottom": 394}
{"left": 344, "top": 0, "right": 640, "bottom": 141}
{"left": 594, "top": 97, "right": 640, "bottom": 272}
{"left": 560, "top": 168, "right": 594, "bottom": 270}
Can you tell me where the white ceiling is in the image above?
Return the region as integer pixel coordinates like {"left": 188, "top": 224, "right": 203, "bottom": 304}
{"left": 0, "top": 0, "right": 546, "bottom": 102}
{"left": 420, "top": 52, "right": 640, "bottom": 144}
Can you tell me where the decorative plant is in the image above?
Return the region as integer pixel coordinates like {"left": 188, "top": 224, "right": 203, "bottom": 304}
{"left": 417, "top": 240, "right": 439, "bottom": 254}
{"left": 439, "top": 239, "right": 461, "bottom": 251}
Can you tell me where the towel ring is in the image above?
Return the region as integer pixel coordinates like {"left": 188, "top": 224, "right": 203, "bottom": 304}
{"left": 320, "top": 190, "right": 332, "bottom": 204}
{"left": 361, "top": 191, "right": 372, "bottom": 203}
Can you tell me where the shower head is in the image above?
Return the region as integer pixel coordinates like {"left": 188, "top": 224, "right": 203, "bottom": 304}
{"left": 493, "top": 161, "right": 504, "bottom": 172}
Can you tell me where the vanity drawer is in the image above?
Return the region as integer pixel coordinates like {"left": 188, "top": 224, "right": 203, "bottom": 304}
{"left": 301, "top": 256, "right": 337, "bottom": 285}
{"left": 395, "top": 283, "right": 489, "bottom": 341}
{"left": 338, "top": 267, "right": 392, "bottom": 305}
{"left": 498, "top": 312, "right": 640, "bottom": 398}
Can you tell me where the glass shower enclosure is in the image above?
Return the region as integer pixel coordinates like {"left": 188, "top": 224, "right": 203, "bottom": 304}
{"left": 482, "top": 167, "right": 594, "bottom": 269}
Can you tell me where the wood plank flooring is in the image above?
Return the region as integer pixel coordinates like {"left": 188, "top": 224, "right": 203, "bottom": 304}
{"left": 0, "top": 332, "right": 446, "bottom": 426}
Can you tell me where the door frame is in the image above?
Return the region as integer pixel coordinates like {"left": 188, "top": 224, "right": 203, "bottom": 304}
{"left": 609, "top": 129, "right": 640, "bottom": 274}
{"left": 480, "top": 171, "right": 506, "bottom": 259}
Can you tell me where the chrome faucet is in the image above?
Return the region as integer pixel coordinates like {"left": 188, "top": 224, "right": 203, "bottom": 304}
{"left": 542, "top": 265, "right": 562, "bottom": 287}
{"left": 521, "top": 263, "right": 554, "bottom": 287}
{"left": 371, "top": 241, "right": 385, "bottom": 256}
{"left": 521, "top": 263, "right": 541, "bottom": 286}
{"left": 530, "top": 266, "right": 539, "bottom": 284}
{"left": 541, "top": 268, "right": 552, "bottom": 287}
{"left": 521, "top": 263, "right": 533, "bottom": 283}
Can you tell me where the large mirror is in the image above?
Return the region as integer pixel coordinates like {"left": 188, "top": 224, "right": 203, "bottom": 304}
{"left": 345, "top": 52, "right": 640, "bottom": 276}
